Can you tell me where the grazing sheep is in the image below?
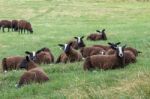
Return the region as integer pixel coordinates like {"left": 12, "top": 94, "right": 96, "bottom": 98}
{"left": 80, "top": 46, "right": 105, "bottom": 58}
{"left": 0, "top": 20, "right": 12, "bottom": 32}
{"left": 87, "top": 29, "right": 107, "bottom": 41}
{"left": 83, "top": 45, "right": 126, "bottom": 70}
{"left": 18, "top": 20, "right": 33, "bottom": 34}
{"left": 67, "top": 36, "right": 85, "bottom": 50}
{"left": 11, "top": 20, "right": 18, "bottom": 31}
{"left": 16, "top": 55, "right": 49, "bottom": 87}
{"left": 2, "top": 56, "right": 24, "bottom": 72}
{"left": 58, "top": 43, "right": 82, "bottom": 63}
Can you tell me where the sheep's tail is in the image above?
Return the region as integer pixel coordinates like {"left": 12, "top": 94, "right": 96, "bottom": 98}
{"left": 83, "top": 57, "right": 92, "bottom": 70}
{"left": 2, "top": 58, "right": 7, "bottom": 71}
{"left": 55, "top": 55, "right": 61, "bottom": 64}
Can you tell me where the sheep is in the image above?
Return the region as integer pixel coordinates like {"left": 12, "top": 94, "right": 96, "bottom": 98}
{"left": 80, "top": 46, "right": 105, "bottom": 58}
{"left": 11, "top": 20, "right": 18, "bottom": 31}
{"left": 93, "top": 42, "right": 121, "bottom": 51}
{"left": 2, "top": 56, "right": 24, "bottom": 72}
{"left": 83, "top": 45, "right": 126, "bottom": 70}
{"left": 125, "top": 47, "right": 141, "bottom": 57}
{"left": 16, "top": 55, "right": 49, "bottom": 88}
{"left": 105, "top": 43, "right": 137, "bottom": 64}
{"left": 87, "top": 29, "right": 107, "bottom": 41}
{"left": 0, "top": 20, "right": 12, "bottom": 32}
{"left": 2, "top": 51, "right": 36, "bottom": 72}
{"left": 57, "top": 42, "right": 82, "bottom": 63}
{"left": 35, "top": 47, "right": 54, "bottom": 64}
{"left": 55, "top": 53, "right": 68, "bottom": 63}
{"left": 18, "top": 20, "right": 33, "bottom": 34}
{"left": 67, "top": 36, "right": 85, "bottom": 50}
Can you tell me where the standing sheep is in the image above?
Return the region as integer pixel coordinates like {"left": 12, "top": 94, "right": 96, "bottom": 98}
{"left": 0, "top": 20, "right": 12, "bottom": 32}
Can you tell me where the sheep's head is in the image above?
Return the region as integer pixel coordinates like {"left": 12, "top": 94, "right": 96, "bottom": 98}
{"left": 25, "top": 51, "right": 36, "bottom": 61}
{"left": 74, "top": 36, "right": 85, "bottom": 48}
{"left": 58, "top": 43, "right": 72, "bottom": 54}
{"left": 19, "top": 55, "right": 33, "bottom": 69}
{"left": 108, "top": 42, "right": 121, "bottom": 48}
{"left": 111, "top": 45, "right": 126, "bottom": 58}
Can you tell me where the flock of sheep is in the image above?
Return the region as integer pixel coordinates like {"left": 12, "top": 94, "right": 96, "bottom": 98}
{"left": 0, "top": 20, "right": 33, "bottom": 33}
{"left": 0, "top": 20, "right": 141, "bottom": 87}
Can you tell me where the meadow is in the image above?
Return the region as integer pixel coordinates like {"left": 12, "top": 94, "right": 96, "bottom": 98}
{"left": 0, "top": 0, "right": 150, "bottom": 98}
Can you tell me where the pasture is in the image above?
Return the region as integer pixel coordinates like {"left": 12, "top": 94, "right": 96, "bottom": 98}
{"left": 0, "top": 0, "right": 150, "bottom": 98}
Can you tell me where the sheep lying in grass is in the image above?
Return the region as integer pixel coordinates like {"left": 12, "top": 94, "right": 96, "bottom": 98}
{"left": 67, "top": 36, "right": 85, "bottom": 49}
{"left": 57, "top": 42, "right": 82, "bottom": 63}
{"left": 2, "top": 56, "right": 24, "bottom": 72}
{"left": 87, "top": 29, "right": 107, "bottom": 41}
{"left": 83, "top": 45, "right": 126, "bottom": 70}
{"left": 16, "top": 55, "right": 49, "bottom": 88}
{"left": 35, "top": 47, "right": 54, "bottom": 64}
{"left": 80, "top": 46, "right": 105, "bottom": 58}
{"left": 2, "top": 52, "right": 36, "bottom": 72}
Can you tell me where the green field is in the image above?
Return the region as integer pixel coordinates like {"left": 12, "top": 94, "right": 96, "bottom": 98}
{"left": 0, "top": 0, "right": 150, "bottom": 98}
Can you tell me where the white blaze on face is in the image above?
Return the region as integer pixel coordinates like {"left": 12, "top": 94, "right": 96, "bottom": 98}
{"left": 64, "top": 44, "right": 68, "bottom": 51}
{"left": 118, "top": 47, "right": 123, "bottom": 57}
{"left": 77, "top": 37, "right": 81, "bottom": 43}
{"left": 32, "top": 51, "right": 36, "bottom": 57}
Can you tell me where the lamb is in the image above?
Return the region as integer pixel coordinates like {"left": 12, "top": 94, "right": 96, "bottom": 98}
{"left": 80, "top": 46, "right": 105, "bottom": 58}
{"left": 16, "top": 55, "right": 49, "bottom": 87}
{"left": 87, "top": 29, "right": 107, "bottom": 41}
{"left": 83, "top": 45, "right": 126, "bottom": 70}
{"left": 57, "top": 42, "right": 82, "bottom": 63}
{"left": 67, "top": 36, "right": 85, "bottom": 50}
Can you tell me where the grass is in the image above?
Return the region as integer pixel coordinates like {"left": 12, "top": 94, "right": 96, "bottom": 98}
{"left": 0, "top": 0, "right": 150, "bottom": 98}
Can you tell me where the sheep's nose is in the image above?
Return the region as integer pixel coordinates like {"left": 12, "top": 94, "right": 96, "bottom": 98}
{"left": 119, "top": 53, "right": 123, "bottom": 57}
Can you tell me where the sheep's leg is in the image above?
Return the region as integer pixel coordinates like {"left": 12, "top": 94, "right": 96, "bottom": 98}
{"left": 24, "top": 29, "right": 25, "bottom": 33}
{"left": 2, "top": 27, "right": 5, "bottom": 32}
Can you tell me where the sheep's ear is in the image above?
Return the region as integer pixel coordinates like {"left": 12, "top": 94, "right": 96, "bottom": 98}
{"left": 81, "top": 36, "right": 84, "bottom": 39}
{"left": 116, "top": 42, "right": 121, "bottom": 45}
{"left": 102, "top": 29, "right": 105, "bottom": 32}
{"left": 122, "top": 45, "right": 126, "bottom": 49}
{"left": 58, "top": 44, "right": 64, "bottom": 47}
{"left": 137, "top": 51, "right": 142, "bottom": 53}
{"left": 96, "top": 30, "right": 101, "bottom": 32}
{"left": 26, "top": 56, "right": 30, "bottom": 62}
{"left": 68, "top": 42, "right": 73, "bottom": 46}
{"left": 74, "top": 37, "right": 78, "bottom": 39}
{"left": 25, "top": 51, "right": 31, "bottom": 55}
{"left": 108, "top": 42, "right": 113, "bottom": 45}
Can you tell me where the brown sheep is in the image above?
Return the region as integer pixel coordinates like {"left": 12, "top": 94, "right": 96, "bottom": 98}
{"left": 11, "top": 20, "right": 18, "bottom": 31}
{"left": 16, "top": 56, "right": 49, "bottom": 87}
{"left": 87, "top": 29, "right": 107, "bottom": 41}
{"left": 55, "top": 53, "right": 68, "bottom": 63}
{"left": 18, "top": 20, "right": 33, "bottom": 34}
{"left": 80, "top": 46, "right": 105, "bottom": 58}
{"left": 125, "top": 47, "right": 141, "bottom": 57}
{"left": 83, "top": 45, "right": 126, "bottom": 70}
{"left": 35, "top": 47, "right": 54, "bottom": 64}
{"left": 67, "top": 36, "right": 85, "bottom": 50}
{"left": 58, "top": 43, "right": 82, "bottom": 63}
{"left": 2, "top": 56, "right": 24, "bottom": 72}
{"left": 0, "top": 20, "right": 12, "bottom": 32}
{"left": 93, "top": 42, "right": 121, "bottom": 51}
